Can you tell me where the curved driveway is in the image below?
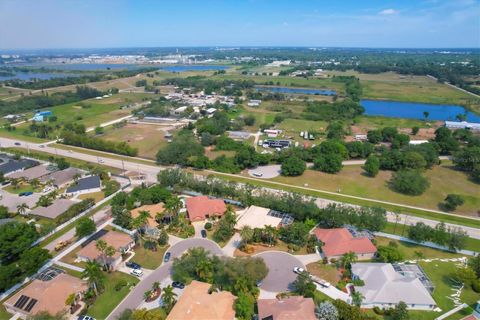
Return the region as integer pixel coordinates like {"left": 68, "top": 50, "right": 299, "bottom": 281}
{"left": 255, "top": 251, "right": 305, "bottom": 293}
{"left": 107, "top": 238, "right": 223, "bottom": 320}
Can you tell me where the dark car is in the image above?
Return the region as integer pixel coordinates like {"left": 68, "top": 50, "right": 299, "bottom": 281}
{"left": 201, "top": 229, "right": 207, "bottom": 238}
{"left": 14, "top": 142, "right": 21, "bottom": 146}
{"left": 77, "top": 316, "right": 96, "bottom": 320}
{"left": 125, "top": 261, "right": 141, "bottom": 269}
{"left": 19, "top": 191, "right": 33, "bottom": 197}
{"left": 164, "top": 252, "right": 171, "bottom": 262}
{"left": 172, "top": 281, "right": 185, "bottom": 289}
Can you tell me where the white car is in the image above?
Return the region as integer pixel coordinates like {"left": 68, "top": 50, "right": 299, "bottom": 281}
{"left": 252, "top": 172, "right": 263, "bottom": 177}
{"left": 293, "top": 267, "right": 305, "bottom": 274}
{"left": 130, "top": 269, "right": 143, "bottom": 277}
{"left": 98, "top": 159, "right": 105, "bottom": 163}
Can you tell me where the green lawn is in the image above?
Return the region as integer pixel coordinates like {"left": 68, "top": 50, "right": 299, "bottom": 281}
{"left": 86, "top": 272, "right": 139, "bottom": 319}
{"left": 131, "top": 244, "right": 169, "bottom": 270}
{"left": 374, "top": 237, "right": 465, "bottom": 260}
{"left": 0, "top": 306, "right": 11, "bottom": 320}
{"left": 270, "top": 162, "right": 480, "bottom": 217}
{"left": 3, "top": 183, "right": 40, "bottom": 195}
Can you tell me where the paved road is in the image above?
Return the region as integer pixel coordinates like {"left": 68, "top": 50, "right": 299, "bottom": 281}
{"left": 254, "top": 251, "right": 305, "bottom": 293}
{"left": 107, "top": 238, "right": 223, "bottom": 320}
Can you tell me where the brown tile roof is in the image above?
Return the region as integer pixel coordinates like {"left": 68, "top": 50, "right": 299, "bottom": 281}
{"left": 314, "top": 228, "right": 377, "bottom": 257}
{"left": 77, "top": 230, "right": 133, "bottom": 262}
{"left": 130, "top": 203, "right": 164, "bottom": 227}
{"left": 166, "top": 280, "right": 236, "bottom": 320}
{"left": 185, "top": 196, "right": 227, "bottom": 221}
{"left": 258, "top": 296, "right": 316, "bottom": 320}
{"left": 4, "top": 273, "right": 87, "bottom": 316}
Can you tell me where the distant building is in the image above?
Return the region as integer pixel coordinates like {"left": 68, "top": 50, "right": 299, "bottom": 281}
{"left": 65, "top": 175, "right": 101, "bottom": 196}
{"left": 0, "top": 159, "right": 39, "bottom": 176}
{"left": 185, "top": 196, "right": 227, "bottom": 222}
{"left": 32, "top": 111, "right": 52, "bottom": 122}
{"left": 257, "top": 296, "right": 316, "bottom": 320}
{"left": 445, "top": 121, "right": 480, "bottom": 131}
{"left": 352, "top": 263, "right": 436, "bottom": 310}
{"left": 166, "top": 280, "right": 236, "bottom": 320}
{"left": 314, "top": 228, "right": 377, "bottom": 261}
{"left": 409, "top": 140, "right": 429, "bottom": 145}
{"left": 355, "top": 134, "right": 368, "bottom": 141}
{"left": 247, "top": 99, "right": 262, "bottom": 107}
{"left": 227, "top": 131, "right": 251, "bottom": 140}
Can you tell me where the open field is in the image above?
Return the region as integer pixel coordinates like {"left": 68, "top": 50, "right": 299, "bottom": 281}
{"left": 100, "top": 123, "right": 175, "bottom": 159}
{"left": 268, "top": 162, "right": 480, "bottom": 217}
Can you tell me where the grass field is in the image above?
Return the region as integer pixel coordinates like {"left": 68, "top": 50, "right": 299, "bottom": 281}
{"left": 100, "top": 123, "right": 174, "bottom": 159}
{"left": 374, "top": 237, "right": 465, "bottom": 260}
{"left": 269, "top": 162, "right": 480, "bottom": 217}
{"left": 130, "top": 244, "right": 169, "bottom": 270}
{"left": 306, "top": 262, "right": 341, "bottom": 285}
{"left": 86, "top": 271, "right": 140, "bottom": 319}
{"left": 78, "top": 191, "right": 105, "bottom": 203}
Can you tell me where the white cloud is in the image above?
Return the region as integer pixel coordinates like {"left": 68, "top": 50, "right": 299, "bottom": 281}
{"left": 379, "top": 9, "right": 399, "bottom": 15}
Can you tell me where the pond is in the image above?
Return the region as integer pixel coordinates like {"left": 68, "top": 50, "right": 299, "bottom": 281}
{"left": 0, "top": 72, "right": 79, "bottom": 81}
{"left": 27, "top": 63, "right": 149, "bottom": 71}
{"left": 159, "top": 65, "right": 229, "bottom": 72}
{"left": 360, "top": 99, "right": 480, "bottom": 122}
{"left": 255, "top": 86, "right": 336, "bottom": 96}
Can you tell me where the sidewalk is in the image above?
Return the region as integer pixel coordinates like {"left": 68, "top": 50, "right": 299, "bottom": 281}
{"left": 222, "top": 233, "right": 241, "bottom": 257}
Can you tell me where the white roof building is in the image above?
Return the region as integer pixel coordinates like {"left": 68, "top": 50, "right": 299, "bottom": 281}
{"left": 445, "top": 121, "right": 480, "bottom": 130}
{"left": 235, "top": 205, "right": 282, "bottom": 230}
{"left": 409, "top": 140, "right": 429, "bottom": 145}
{"left": 352, "top": 263, "right": 436, "bottom": 310}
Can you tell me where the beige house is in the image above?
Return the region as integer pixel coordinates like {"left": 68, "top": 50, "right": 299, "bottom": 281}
{"left": 76, "top": 230, "right": 134, "bottom": 270}
{"left": 4, "top": 273, "right": 87, "bottom": 318}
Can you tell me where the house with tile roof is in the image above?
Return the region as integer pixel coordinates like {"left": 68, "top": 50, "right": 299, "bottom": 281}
{"left": 166, "top": 280, "right": 236, "bottom": 320}
{"left": 352, "top": 263, "right": 437, "bottom": 310}
{"left": 314, "top": 227, "right": 377, "bottom": 261}
{"left": 257, "top": 296, "right": 316, "bottom": 320}
{"left": 185, "top": 196, "right": 227, "bottom": 222}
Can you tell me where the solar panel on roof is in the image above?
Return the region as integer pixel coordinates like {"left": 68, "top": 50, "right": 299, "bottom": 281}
{"left": 24, "top": 298, "right": 37, "bottom": 312}
{"left": 14, "top": 295, "right": 30, "bottom": 309}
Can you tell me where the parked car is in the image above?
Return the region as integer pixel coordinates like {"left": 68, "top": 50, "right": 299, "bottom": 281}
{"left": 201, "top": 229, "right": 207, "bottom": 238}
{"left": 172, "top": 281, "right": 185, "bottom": 289}
{"left": 78, "top": 315, "right": 96, "bottom": 320}
{"left": 130, "top": 269, "right": 143, "bottom": 277}
{"left": 164, "top": 252, "right": 171, "bottom": 262}
{"left": 39, "top": 145, "right": 45, "bottom": 148}
{"left": 293, "top": 267, "right": 305, "bottom": 274}
{"left": 14, "top": 142, "right": 21, "bottom": 146}
{"left": 19, "top": 191, "right": 33, "bottom": 197}
{"left": 98, "top": 159, "right": 105, "bottom": 163}
{"left": 126, "top": 261, "right": 141, "bottom": 270}
{"left": 54, "top": 240, "right": 71, "bottom": 251}
{"left": 252, "top": 172, "right": 263, "bottom": 177}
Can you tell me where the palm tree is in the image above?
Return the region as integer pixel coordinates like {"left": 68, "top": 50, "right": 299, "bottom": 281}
{"left": 423, "top": 111, "right": 429, "bottom": 121}
{"left": 16, "top": 203, "right": 29, "bottom": 215}
{"left": 240, "top": 226, "right": 254, "bottom": 244}
{"left": 30, "top": 178, "right": 40, "bottom": 190}
{"left": 195, "top": 259, "right": 213, "bottom": 283}
{"left": 104, "top": 245, "right": 116, "bottom": 272}
{"left": 393, "top": 212, "right": 401, "bottom": 234}
{"left": 340, "top": 251, "right": 358, "bottom": 270}
{"left": 161, "top": 285, "right": 177, "bottom": 313}
{"left": 263, "top": 225, "right": 278, "bottom": 246}
{"left": 81, "top": 261, "right": 105, "bottom": 296}
{"left": 10, "top": 178, "right": 20, "bottom": 190}
{"left": 351, "top": 291, "right": 364, "bottom": 307}
{"left": 165, "top": 197, "right": 183, "bottom": 217}
{"left": 144, "top": 290, "right": 152, "bottom": 301}
{"left": 73, "top": 173, "right": 81, "bottom": 183}
{"left": 152, "top": 281, "right": 160, "bottom": 292}
{"left": 95, "top": 240, "right": 108, "bottom": 270}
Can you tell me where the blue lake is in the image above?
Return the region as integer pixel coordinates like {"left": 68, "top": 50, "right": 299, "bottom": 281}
{"left": 0, "top": 72, "right": 79, "bottom": 81}
{"left": 160, "top": 65, "right": 229, "bottom": 72}
{"left": 361, "top": 99, "right": 480, "bottom": 122}
{"left": 255, "top": 86, "right": 337, "bottom": 96}
{"left": 37, "top": 63, "right": 147, "bottom": 71}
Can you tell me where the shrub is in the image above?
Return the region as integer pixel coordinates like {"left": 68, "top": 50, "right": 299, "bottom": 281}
{"left": 204, "top": 222, "right": 213, "bottom": 230}
{"left": 114, "top": 279, "right": 128, "bottom": 291}
{"left": 472, "top": 279, "right": 480, "bottom": 293}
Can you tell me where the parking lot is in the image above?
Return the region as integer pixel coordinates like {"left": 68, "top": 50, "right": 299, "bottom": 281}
{"left": 248, "top": 165, "right": 281, "bottom": 179}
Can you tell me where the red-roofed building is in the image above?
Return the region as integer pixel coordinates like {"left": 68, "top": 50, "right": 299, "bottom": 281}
{"left": 314, "top": 228, "right": 377, "bottom": 261}
{"left": 185, "top": 196, "right": 227, "bottom": 222}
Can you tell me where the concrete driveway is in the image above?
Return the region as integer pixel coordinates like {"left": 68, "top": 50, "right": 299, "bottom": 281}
{"left": 0, "top": 189, "right": 41, "bottom": 212}
{"left": 255, "top": 251, "right": 305, "bottom": 293}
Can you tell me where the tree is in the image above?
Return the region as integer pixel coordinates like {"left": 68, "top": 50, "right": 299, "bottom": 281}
{"left": 292, "top": 272, "right": 316, "bottom": 298}
{"left": 161, "top": 285, "right": 177, "bottom": 313}
{"left": 423, "top": 111, "right": 429, "bottom": 121}
{"left": 281, "top": 156, "right": 306, "bottom": 176}
{"left": 240, "top": 225, "right": 254, "bottom": 244}
{"left": 468, "top": 254, "right": 480, "bottom": 278}
{"left": 402, "top": 151, "right": 426, "bottom": 169}
{"left": 339, "top": 252, "right": 357, "bottom": 270}
{"left": 164, "top": 197, "right": 183, "bottom": 217}
{"left": 375, "top": 245, "right": 404, "bottom": 263}
{"left": 95, "top": 240, "right": 116, "bottom": 271}
{"left": 443, "top": 194, "right": 464, "bottom": 211}
{"left": 367, "top": 130, "right": 382, "bottom": 144}
{"left": 234, "top": 292, "right": 255, "bottom": 320}
{"left": 315, "top": 301, "right": 339, "bottom": 320}
{"left": 407, "top": 222, "right": 432, "bottom": 243}
{"left": 10, "top": 178, "right": 20, "bottom": 190}
{"left": 390, "top": 170, "right": 430, "bottom": 195}
{"left": 16, "top": 203, "right": 29, "bottom": 215}
{"left": 75, "top": 217, "right": 96, "bottom": 238}
{"left": 30, "top": 178, "right": 40, "bottom": 190}
{"left": 326, "top": 121, "right": 345, "bottom": 140}
{"left": 158, "top": 229, "right": 169, "bottom": 246}
{"left": 363, "top": 155, "right": 380, "bottom": 177}
{"left": 81, "top": 261, "right": 105, "bottom": 296}
{"left": 313, "top": 153, "right": 343, "bottom": 174}
{"left": 351, "top": 291, "right": 364, "bottom": 307}
{"left": 391, "top": 301, "right": 409, "bottom": 320}
{"left": 411, "top": 126, "right": 420, "bottom": 135}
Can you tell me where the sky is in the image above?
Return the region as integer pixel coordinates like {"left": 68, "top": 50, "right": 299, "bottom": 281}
{"left": 0, "top": 0, "right": 479, "bottom": 49}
